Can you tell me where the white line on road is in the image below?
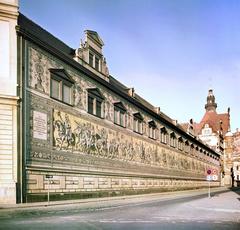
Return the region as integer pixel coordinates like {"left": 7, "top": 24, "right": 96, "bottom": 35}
{"left": 193, "top": 207, "right": 240, "bottom": 213}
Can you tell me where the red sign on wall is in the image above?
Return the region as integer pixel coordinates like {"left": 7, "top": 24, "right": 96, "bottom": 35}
{"left": 207, "top": 169, "right": 212, "bottom": 175}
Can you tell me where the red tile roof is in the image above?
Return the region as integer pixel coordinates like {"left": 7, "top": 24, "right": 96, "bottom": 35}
{"left": 194, "top": 110, "right": 230, "bottom": 136}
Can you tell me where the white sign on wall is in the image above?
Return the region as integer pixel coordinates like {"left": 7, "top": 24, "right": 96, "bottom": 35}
{"left": 33, "top": 111, "right": 47, "bottom": 140}
{"left": 212, "top": 175, "right": 218, "bottom": 181}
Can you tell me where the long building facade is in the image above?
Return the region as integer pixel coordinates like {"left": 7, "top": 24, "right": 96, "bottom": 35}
{"left": 0, "top": 0, "right": 220, "bottom": 204}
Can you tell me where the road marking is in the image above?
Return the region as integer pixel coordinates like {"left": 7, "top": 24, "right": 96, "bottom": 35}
{"left": 194, "top": 207, "right": 240, "bottom": 213}
{"left": 99, "top": 220, "right": 157, "bottom": 223}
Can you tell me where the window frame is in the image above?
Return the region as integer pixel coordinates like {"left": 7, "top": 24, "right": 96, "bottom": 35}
{"left": 114, "top": 102, "right": 126, "bottom": 128}
{"left": 50, "top": 69, "right": 74, "bottom": 106}
{"left": 184, "top": 141, "right": 190, "bottom": 153}
{"left": 160, "top": 127, "right": 168, "bottom": 144}
{"left": 87, "top": 88, "right": 104, "bottom": 118}
{"left": 178, "top": 137, "right": 183, "bottom": 151}
{"left": 89, "top": 52, "right": 94, "bottom": 67}
{"left": 133, "top": 112, "right": 143, "bottom": 134}
{"left": 89, "top": 49, "right": 102, "bottom": 72}
{"left": 170, "top": 132, "right": 177, "bottom": 148}
{"left": 148, "top": 120, "right": 157, "bottom": 140}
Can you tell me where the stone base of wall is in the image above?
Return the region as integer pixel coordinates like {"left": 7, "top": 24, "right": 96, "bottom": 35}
{"left": 26, "top": 170, "right": 220, "bottom": 203}
{"left": 25, "top": 187, "right": 206, "bottom": 203}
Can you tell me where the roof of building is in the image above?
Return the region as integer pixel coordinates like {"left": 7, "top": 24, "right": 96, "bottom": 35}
{"left": 85, "top": 30, "right": 104, "bottom": 46}
{"left": 17, "top": 13, "right": 219, "bottom": 156}
{"left": 194, "top": 110, "right": 230, "bottom": 136}
{"left": 18, "top": 13, "right": 74, "bottom": 57}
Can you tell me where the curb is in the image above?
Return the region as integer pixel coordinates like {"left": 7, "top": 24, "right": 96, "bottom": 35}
{"left": 0, "top": 187, "right": 230, "bottom": 210}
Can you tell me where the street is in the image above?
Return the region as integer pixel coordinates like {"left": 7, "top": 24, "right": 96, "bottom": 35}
{"left": 0, "top": 188, "right": 239, "bottom": 230}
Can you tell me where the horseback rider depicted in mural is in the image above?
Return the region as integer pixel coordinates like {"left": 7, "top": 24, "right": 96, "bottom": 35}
{"left": 54, "top": 111, "right": 75, "bottom": 150}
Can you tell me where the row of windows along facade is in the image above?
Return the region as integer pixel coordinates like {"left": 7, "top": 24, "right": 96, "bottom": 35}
{"left": 49, "top": 69, "right": 218, "bottom": 162}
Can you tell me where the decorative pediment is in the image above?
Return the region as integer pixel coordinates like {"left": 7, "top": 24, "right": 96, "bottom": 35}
{"left": 133, "top": 112, "right": 143, "bottom": 121}
{"left": 87, "top": 88, "right": 104, "bottom": 99}
{"left": 148, "top": 120, "right": 157, "bottom": 128}
{"left": 85, "top": 30, "right": 104, "bottom": 47}
{"left": 49, "top": 68, "right": 74, "bottom": 83}
{"left": 178, "top": 137, "right": 183, "bottom": 142}
{"left": 114, "top": 102, "right": 126, "bottom": 111}
{"left": 74, "top": 30, "right": 109, "bottom": 80}
{"left": 160, "top": 127, "right": 168, "bottom": 133}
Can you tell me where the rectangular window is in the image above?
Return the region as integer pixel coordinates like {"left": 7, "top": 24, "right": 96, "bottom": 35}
{"left": 134, "top": 118, "right": 142, "bottom": 134}
{"left": 95, "top": 56, "right": 99, "bottom": 71}
{"left": 63, "top": 84, "right": 71, "bottom": 104}
{"left": 96, "top": 99, "right": 102, "bottom": 117}
{"left": 133, "top": 118, "right": 137, "bottom": 131}
{"left": 51, "top": 79, "right": 60, "bottom": 100}
{"left": 120, "top": 111, "right": 125, "bottom": 127}
{"left": 138, "top": 120, "right": 142, "bottom": 133}
{"left": 190, "top": 146, "right": 194, "bottom": 154}
{"left": 149, "top": 126, "right": 156, "bottom": 139}
{"left": 160, "top": 131, "right": 168, "bottom": 144}
{"left": 178, "top": 141, "right": 183, "bottom": 151}
{"left": 87, "top": 89, "right": 104, "bottom": 118}
{"left": 114, "top": 109, "right": 118, "bottom": 124}
{"left": 50, "top": 69, "right": 73, "bottom": 105}
{"left": 114, "top": 104, "right": 126, "bottom": 127}
{"left": 89, "top": 52, "right": 94, "bottom": 67}
{"left": 88, "top": 96, "right": 94, "bottom": 115}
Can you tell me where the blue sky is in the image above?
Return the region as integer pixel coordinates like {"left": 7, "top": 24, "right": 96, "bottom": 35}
{"left": 20, "top": 0, "right": 240, "bottom": 131}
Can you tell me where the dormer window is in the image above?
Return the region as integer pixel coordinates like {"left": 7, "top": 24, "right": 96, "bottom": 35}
{"left": 87, "top": 88, "right": 104, "bottom": 118}
{"left": 74, "top": 30, "right": 109, "bottom": 78}
{"left": 50, "top": 69, "right": 74, "bottom": 105}
{"left": 114, "top": 102, "right": 126, "bottom": 127}
{"left": 95, "top": 56, "right": 100, "bottom": 71}
{"left": 133, "top": 112, "right": 143, "bottom": 134}
{"left": 89, "top": 52, "right": 94, "bottom": 67}
{"left": 89, "top": 50, "right": 101, "bottom": 71}
{"left": 148, "top": 120, "right": 157, "bottom": 139}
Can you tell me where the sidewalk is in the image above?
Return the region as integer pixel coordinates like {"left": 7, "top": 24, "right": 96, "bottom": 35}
{"left": 187, "top": 187, "right": 240, "bottom": 212}
{"left": 0, "top": 186, "right": 231, "bottom": 210}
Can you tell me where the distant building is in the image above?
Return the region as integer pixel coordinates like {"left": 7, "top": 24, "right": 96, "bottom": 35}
{"left": 181, "top": 89, "right": 240, "bottom": 186}
{"left": 233, "top": 130, "right": 240, "bottom": 186}
{"left": 195, "top": 89, "right": 230, "bottom": 154}
{"left": 0, "top": 0, "right": 220, "bottom": 204}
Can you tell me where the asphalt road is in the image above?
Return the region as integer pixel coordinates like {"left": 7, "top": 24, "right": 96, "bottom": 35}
{"left": 0, "top": 188, "right": 239, "bottom": 230}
